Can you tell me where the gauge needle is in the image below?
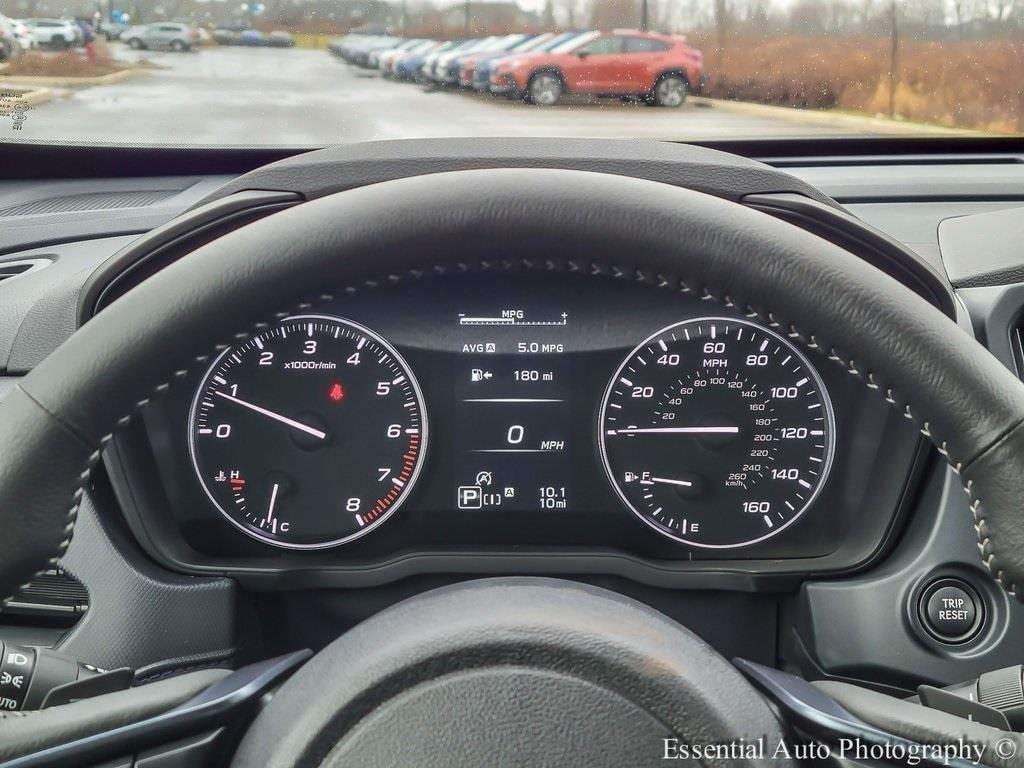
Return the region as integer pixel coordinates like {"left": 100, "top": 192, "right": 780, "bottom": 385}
{"left": 214, "top": 391, "right": 327, "bottom": 440}
{"left": 265, "top": 482, "right": 280, "bottom": 525}
{"left": 610, "top": 427, "right": 740, "bottom": 435}
{"left": 642, "top": 476, "right": 693, "bottom": 488}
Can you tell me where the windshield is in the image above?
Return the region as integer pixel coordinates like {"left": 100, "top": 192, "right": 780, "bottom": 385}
{"left": 0, "top": 1, "right": 1018, "bottom": 146}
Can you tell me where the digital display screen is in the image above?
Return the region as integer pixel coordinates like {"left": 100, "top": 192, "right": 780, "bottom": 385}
{"left": 452, "top": 307, "right": 573, "bottom": 512}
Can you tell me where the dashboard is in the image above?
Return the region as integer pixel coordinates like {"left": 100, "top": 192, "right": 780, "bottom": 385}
{"left": 112, "top": 270, "right": 923, "bottom": 584}
{"left": 3, "top": 139, "right": 1024, "bottom": 694}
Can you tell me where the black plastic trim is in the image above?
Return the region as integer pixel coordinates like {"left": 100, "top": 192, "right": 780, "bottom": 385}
{"left": 0, "top": 143, "right": 308, "bottom": 180}
{"left": 3, "top": 650, "right": 311, "bottom": 768}
{"left": 78, "top": 190, "right": 303, "bottom": 323}
{"left": 735, "top": 660, "right": 986, "bottom": 768}
{"left": 744, "top": 192, "right": 956, "bottom": 318}
{"left": 957, "top": 284, "right": 1024, "bottom": 377}
{"left": 2, "top": 137, "right": 1024, "bottom": 181}
{"left": 104, "top": 405, "right": 933, "bottom": 593}
{"left": 191, "top": 138, "right": 842, "bottom": 209}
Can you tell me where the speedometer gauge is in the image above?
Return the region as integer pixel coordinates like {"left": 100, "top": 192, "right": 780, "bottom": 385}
{"left": 599, "top": 317, "right": 835, "bottom": 548}
{"left": 188, "top": 315, "right": 427, "bottom": 549}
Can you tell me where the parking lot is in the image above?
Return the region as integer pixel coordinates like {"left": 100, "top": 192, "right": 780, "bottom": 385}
{"left": 16, "top": 45, "right": 898, "bottom": 145}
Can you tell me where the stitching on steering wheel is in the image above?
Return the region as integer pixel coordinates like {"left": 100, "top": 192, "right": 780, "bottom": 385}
{"left": 4, "top": 256, "right": 1013, "bottom": 609}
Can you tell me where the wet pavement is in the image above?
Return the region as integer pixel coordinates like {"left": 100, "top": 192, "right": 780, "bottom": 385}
{"left": 14, "top": 46, "right": 864, "bottom": 146}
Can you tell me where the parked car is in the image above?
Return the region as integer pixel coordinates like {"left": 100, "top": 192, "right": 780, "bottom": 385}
{"left": 490, "top": 30, "right": 703, "bottom": 107}
{"left": 442, "top": 35, "right": 521, "bottom": 85}
{"left": 358, "top": 37, "right": 406, "bottom": 68}
{"left": 329, "top": 34, "right": 404, "bottom": 67}
{"left": 379, "top": 39, "right": 435, "bottom": 77}
{"left": 122, "top": 22, "right": 199, "bottom": 52}
{"left": 459, "top": 33, "right": 554, "bottom": 88}
{"left": 326, "top": 32, "right": 358, "bottom": 58}
{"left": 427, "top": 37, "right": 498, "bottom": 84}
{"left": 237, "top": 29, "right": 266, "bottom": 47}
{"left": 266, "top": 31, "right": 294, "bottom": 48}
{"left": 0, "top": 15, "right": 23, "bottom": 61}
{"left": 394, "top": 39, "right": 458, "bottom": 81}
{"left": 419, "top": 38, "right": 471, "bottom": 82}
{"left": 212, "top": 22, "right": 250, "bottom": 45}
{"left": 486, "top": 32, "right": 596, "bottom": 97}
{"left": 368, "top": 37, "right": 420, "bottom": 70}
{"left": 453, "top": 33, "right": 536, "bottom": 87}
{"left": 10, "top": 18, "right": 35, "bottom": 51}
{"left": 24, "top": 18, "right": 82, "bottom": 49}
{"left": 473, "top": 32, "right": 581, "bottom": 91}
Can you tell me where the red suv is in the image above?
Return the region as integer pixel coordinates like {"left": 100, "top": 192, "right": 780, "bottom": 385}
{"left": 491, "top": 30, "right": 704, "bottom": 107}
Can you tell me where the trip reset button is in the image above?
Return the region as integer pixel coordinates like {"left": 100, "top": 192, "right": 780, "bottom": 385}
{"left": 919, "top": 578, "right": 984, "bottom": 644}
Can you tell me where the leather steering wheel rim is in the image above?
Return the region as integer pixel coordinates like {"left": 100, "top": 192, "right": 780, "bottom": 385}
{"left": 2, "top": 167, "right": 1024, "bottom": 608}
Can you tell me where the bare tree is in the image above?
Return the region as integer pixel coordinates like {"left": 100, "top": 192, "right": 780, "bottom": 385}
{"left": 558, "top": 0, "right": 581, "bottom": 28}
{"left": 589, "top": 0, "right": 638, "bottom": 28}
{"left": 543, "top": 0, "right": 555, "bottom": 28}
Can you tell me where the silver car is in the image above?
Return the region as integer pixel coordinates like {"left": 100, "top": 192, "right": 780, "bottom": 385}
{"left": 122, "top": 22, "right": 197, "bottom": 52}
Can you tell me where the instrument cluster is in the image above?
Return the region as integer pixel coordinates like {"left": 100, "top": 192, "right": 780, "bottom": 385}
{"left": 120, "top": 271, "right": 925, "bottom": 581}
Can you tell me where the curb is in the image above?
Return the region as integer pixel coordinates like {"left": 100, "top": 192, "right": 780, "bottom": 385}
{"left": 0, "top": 67, "right": 150, "bottom": 89}
{"left": 690, "top": 96, "right": 980, "bottom": 136}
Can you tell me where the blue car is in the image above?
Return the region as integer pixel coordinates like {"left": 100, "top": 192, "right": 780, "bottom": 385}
{"left": 471, "top": 31, "right": 583, "bottom": 91}
{"left": 442, "top": 34, "right": 530, "bottom": 86}
{"left": 397, "top": 40, "right": 460, "bottom": 81}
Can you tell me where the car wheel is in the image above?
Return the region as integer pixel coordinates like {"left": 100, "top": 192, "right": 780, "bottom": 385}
{"left": 650, "top": 74, "right": 688, "bottom": 108}
{"left": 53, "top": 36, "right": 69, "bottom": 50}
{"left": 128, "top": 37, "right": 143, "bottom": 49}
{"left": 171, "top": 40, "right": 186, "bottom": 52}
{"left": 526, "top": 72, "right": 562, "bottom": 106}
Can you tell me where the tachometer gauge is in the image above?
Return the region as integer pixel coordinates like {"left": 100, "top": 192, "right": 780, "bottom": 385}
{"left": 188, "top": 315, "right": 427, "bottom": 549}
{"left": 599, "top": 317, "right": 835, "bottom": 548}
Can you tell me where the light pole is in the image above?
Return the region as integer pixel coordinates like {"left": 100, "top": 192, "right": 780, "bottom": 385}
{"left": 888, "top": 0, "right": 899, "bottom": 118}
{"left": 640, "top": 0, "right": 648, "bottom": 30}
{"left": 464, "top": 0, "right": 470, "bottom": 34}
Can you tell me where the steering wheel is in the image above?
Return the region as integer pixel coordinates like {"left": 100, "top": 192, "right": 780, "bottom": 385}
{"left": 2, "top": 168, "right": 1023, "bottom": 765}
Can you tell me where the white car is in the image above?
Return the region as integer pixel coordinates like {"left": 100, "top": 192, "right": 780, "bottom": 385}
{"left": 11, "top": 19, "right": 35, "bottom": 51}
{"left": 0, "top": 15, "right": 21, "bottom": 60}
{"left": 25, "top": 18, "right": 81, "bottom": 48}
{"left": 427, "top": 38, "right": 496, "bottom": 83}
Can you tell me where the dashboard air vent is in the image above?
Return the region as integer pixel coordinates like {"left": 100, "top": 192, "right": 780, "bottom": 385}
{"left": 0, "top": 190, "right": 176, "bottom": 217}
{"left": 1012, "top": 325, "right": 1024, "bottom": 378}
{"left": 4, "top": 568, "right": 88, "bottom": 618}
{"left": 0, "top": 258, "right": 50, "bottom": 285}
